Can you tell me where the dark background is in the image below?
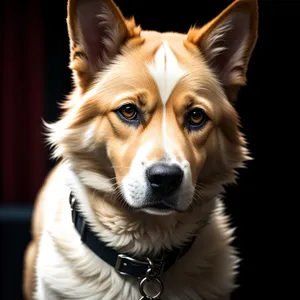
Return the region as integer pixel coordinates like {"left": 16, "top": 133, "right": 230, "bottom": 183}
{"left": 0, "top": 0, "right": 294, "bottom": 299}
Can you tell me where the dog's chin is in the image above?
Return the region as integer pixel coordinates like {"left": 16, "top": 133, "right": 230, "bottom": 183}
{"left": 139, "top": 203, "right": 179, "bottom": 216}
{"left": 126, "top": 201, "right": 187, "bottom": 216}
{"left": 139, "top": 207, "right": 176, "bottom": 216}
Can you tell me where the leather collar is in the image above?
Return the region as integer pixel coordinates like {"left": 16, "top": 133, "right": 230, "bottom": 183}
{"left": 69, "top": 192, "right": 209, "bottom": 279}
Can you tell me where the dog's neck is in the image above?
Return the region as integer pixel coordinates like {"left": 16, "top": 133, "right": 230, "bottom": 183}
{"left": 65, "top": 163, "right": 216, "bottom": 256}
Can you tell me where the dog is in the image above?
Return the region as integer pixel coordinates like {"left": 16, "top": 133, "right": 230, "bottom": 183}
{"left": 23, "top": 0, "right": 258, "bottom": 299}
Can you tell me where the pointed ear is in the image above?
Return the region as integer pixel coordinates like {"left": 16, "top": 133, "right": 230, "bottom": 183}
{"left": 187, "top": 0, "right": 258, "bottom": 102}
{"left": 67, "top": 0, "right": 141, "bottom": 91}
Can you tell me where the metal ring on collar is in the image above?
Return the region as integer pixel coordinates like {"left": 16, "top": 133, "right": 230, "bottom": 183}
{"left": 139, "top": 276, "right": 164, "bottom": 299}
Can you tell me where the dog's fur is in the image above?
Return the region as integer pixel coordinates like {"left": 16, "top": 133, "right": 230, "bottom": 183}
{"left": 23, "top": 0, "right": 258, "bottom": 299}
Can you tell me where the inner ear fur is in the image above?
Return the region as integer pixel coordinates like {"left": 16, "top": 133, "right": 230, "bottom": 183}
{"left": 187, "top": 0, "right": 258, "bottom": 102}
{"left": 67, "top": 0, "right": 142, "bottom": 91}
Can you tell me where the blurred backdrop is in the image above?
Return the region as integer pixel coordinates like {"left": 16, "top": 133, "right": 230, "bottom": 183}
{"left": 0, "top": 0, "right": 295, "bottom": 299}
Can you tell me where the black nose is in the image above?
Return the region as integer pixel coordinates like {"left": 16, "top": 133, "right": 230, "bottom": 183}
{"left": 146, "top": 163, "right": 184, "bottom": 195}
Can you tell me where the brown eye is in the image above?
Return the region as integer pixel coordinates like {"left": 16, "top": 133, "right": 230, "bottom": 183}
{"left": 116, "top": 104, "right": 140, "bottom": 125}
{"left": 119, "top": 104, "right": 138, "bottom": 120}
{"left": 187, "top": 108, "right": 208, "bottom": 129}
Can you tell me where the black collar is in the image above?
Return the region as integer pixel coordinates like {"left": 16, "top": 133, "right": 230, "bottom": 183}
{"left": 69, "top": 192, "right": 207, "bottom": 279}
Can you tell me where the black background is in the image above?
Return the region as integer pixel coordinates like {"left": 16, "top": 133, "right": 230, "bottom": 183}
{"left": 1, "top": 0, "right": 296, "bottom": 299}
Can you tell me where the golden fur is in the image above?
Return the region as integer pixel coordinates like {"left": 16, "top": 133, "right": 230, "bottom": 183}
{"left": 23, "top": 0, "right": 258, "bottom": 299}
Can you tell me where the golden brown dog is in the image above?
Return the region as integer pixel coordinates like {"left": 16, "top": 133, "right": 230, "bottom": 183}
{"left": 23, "top": 0, "right": 258, "bottom": 299}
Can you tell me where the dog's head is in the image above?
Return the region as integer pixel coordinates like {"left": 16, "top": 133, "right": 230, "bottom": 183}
{"left": 48, "top": 0, "right": 258, "bottom": 216}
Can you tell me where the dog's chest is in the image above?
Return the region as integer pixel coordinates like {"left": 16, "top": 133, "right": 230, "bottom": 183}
{"left": 36, "top": 230, "right": 210, "bottom": 300}
{"left": 35, "top": 182, "right": 235, "bottom": 300}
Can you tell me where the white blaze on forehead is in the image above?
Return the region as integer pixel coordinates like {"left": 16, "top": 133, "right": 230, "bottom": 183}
{"left": 147, "top": 41, "right": 187, "bottom": 158}
{"left": 147, "top": 41, "right": 187, "bottom": 104}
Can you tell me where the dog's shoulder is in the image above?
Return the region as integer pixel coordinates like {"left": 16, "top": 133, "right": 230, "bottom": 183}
{"left": 32, "top": 163, "right": 69, "bottom": 238}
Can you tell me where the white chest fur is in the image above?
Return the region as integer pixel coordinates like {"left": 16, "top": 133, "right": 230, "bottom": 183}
{"left": 34, "top": 165, "right": 237, "bottom": 300}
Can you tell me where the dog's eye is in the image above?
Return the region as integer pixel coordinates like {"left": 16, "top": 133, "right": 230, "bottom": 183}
{"left": 187, "top": 108, "right": 208, "bottom": 130}
{"left": 116, "top": 104, "right": 140, "bottom": 125}
{"left": 119, "top": 104, "right": 137, "bottom": 120}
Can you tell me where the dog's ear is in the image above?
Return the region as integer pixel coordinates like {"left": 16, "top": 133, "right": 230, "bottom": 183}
{"left": 67, "top": 0, "right": 141, "bottom": 91}
{"left": 187, "top": 0, "right": 258, "bottom": 102}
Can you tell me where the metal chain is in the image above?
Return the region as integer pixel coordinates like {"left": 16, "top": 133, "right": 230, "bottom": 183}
{"left": 139, "top": 257, "right": 164, "bottom": 300}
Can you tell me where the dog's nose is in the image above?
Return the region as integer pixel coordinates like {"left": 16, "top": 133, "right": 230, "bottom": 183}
{"left": 146, "top": 163, "right": 184, "bottom": 195}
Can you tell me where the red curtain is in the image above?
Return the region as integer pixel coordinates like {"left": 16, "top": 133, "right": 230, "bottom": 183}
{"left": 0, "top": 0, "right": 46, "bottom": 204}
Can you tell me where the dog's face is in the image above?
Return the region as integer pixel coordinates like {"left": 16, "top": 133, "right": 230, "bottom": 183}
{"left": 49, "top": 0, "right": 258, "bottom": 215}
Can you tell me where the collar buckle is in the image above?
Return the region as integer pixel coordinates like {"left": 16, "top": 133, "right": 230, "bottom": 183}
{"left": 115, "top": 254, "right": 148, "bottom": 278}
{"left": 69, "top": 193, "right": 77, "bottom": 224}
{"left": 115, "top": 254, "right": 165, "bottom": 279}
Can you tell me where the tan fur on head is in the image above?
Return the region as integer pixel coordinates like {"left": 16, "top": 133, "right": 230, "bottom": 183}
{"left": 24, "top": 1, "right": 258, "bottom": 299}
{"left": 45, "top": 0, "right": 258, "bottom": 246}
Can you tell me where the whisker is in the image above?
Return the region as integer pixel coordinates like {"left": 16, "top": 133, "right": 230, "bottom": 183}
{"left": 111, "top": 166, "right": 131, "bottom": 169}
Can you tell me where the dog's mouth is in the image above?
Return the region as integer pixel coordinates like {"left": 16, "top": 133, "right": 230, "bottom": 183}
{"left": 140, "top": 201, "right": 184, "bottom": 214}
{"left": 149, "top": 202, "right": 172, "bottom": 210}
{"left": 138, "top": 204, "right": 177, "bottom": 216}
{"left": 144, "top": 202, "right": 174, "bottom": 211}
